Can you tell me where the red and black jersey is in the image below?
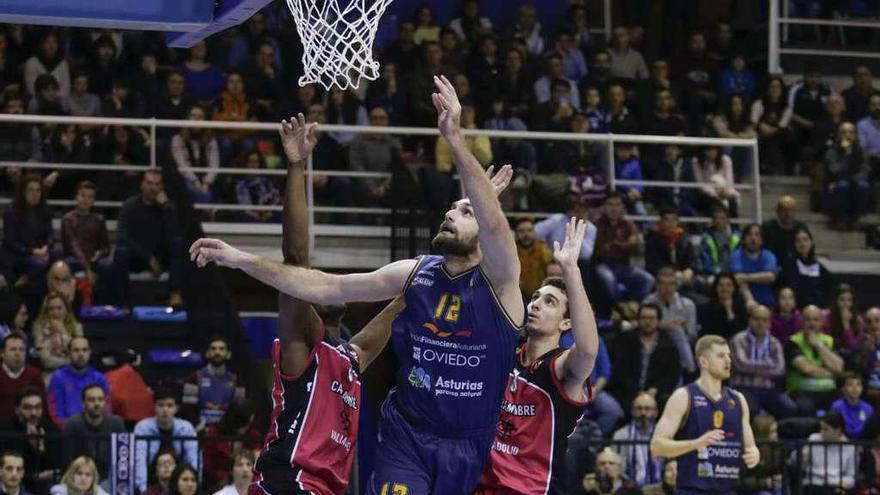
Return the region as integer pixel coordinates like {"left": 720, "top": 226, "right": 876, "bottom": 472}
{"left": 250, "top": 327, "right": 361, "bottom": 495}
{"left": 476, "top": 345, "right": 592, "bottom": 495}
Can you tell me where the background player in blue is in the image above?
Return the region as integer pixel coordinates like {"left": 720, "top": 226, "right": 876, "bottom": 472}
{"left": 651, "top": 335, "right": 760, "bottom": 495}
{"left": 189, "top": 76, "right": 525, "bottom": 494}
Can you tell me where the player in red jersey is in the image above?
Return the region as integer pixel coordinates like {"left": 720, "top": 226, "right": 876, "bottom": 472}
{"left": 476, "top": 217, "right": 599, "bottom": 494}
{"left": 249, "top": 114, "right": 403, "bottom": 495}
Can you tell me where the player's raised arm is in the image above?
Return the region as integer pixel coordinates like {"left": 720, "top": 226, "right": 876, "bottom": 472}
{"left": 190, "top": 239, "right": 416, "bottom": 305}
{"left": 650, "top": 387, "right": 725, "bottom": 460}
{"left": 432, "top": 74, "right": 523, "bottom": 324}
{"left": 552, "top": 218, "right": 598, "bottom": 399}
{"left": 275, "top": 114, "right": 323, "bottom": 371}
{"left": 350, "top": 296, "right": 406, "bottom": 370}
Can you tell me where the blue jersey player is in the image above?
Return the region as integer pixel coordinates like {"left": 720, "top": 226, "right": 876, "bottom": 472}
{"left": 651, "top": 335, "right": 760, "bottom": 495}
{"left": 189, "top": 75, "right": 525, "bottom": 494}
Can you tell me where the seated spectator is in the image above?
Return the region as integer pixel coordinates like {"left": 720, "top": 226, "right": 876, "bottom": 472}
{"left": 23, "top": 32, "right": 70, "bottom": 97}
{"left": 605, "top": 84, "right": 639, "bottom": 134}
{"left": 781, "top": 228, "right": 830, "bottom": 309}
{"left": 802, "top": 411, "right": 856, "bottom": 493}
{"left": 43, "top": 124, "right": 92, "bottom": 197}
{"left": 698, "top": 272, "right": 749, "bottom": 341}
{"left": 201, "top": 399, "right": 261, "bottom": 492}
{"left": 325, "top": 87, "right": 368, "bottom": 146}
{"left": 809, "top": 93, "right": 846, "bottom": 169}
{"left": 211, "top": 449, "right": 254, "bottom": 495}
{"left": 102, "top": 78, "right": 141, "bottom": 119}
{"left": 46, "top": 260, "right": 83, "bottom": 315}
{"left": 741, "top": 414, "right": 785, "bottom": 494}
{"left": 711, "top": 94, "right": 757, "bottom": 178}
{"left": 61, "top": 181, "right": 112, "bottom": 296}
{"left": 181, "top": 336, "right": 245, "bottom": 430}
{"left": 49, "top": 456, "right": 108, "bottom": 495}
{"left": 751, "top": 76, "right": 792, "bottom": 175}
{"left": 643, "top": 267, "right": 697, "bottom": 373}
{"left": 0, "top": 93, "right": 34, "bottom": 162}
{"left": 636, "top": 59, "right": 681, "bottom": 120}
{"left": 240, "top": 41, "right": 284, "bottom": 115}
{"left": 729, "top": 224, "right": 779, "bottom": 308}
{"left": 168, "top": 464, "right": 199, "bottom": 495}
{"left": 365, "top": 63, "right": 410, "bottom": 126}
{"left": 580, "top": 447, "right": 641, "bottom": 495}
{"left": 47, "top": 337, "right": 108, "bottom": 427}
{"left": 853, "top": 307, "right": 880, "bottom": 411}
{"left": 530, "top": 78, "right": 576, "bottom": 132}
{"left": 177, "top": 42, "right": 224, "bottom": 105}
{"left": 32, "top": 291, "right": 83, "bottom": 378}
{"left": 63, "top": 384, "right": 126, "bottom": 481}
{"left": 448, "top": 0, "right": 492, "bottom": 43}
{"left": 438, "top": 28, "right": 466, "bottom": 73}
{"left": 581, "top": 50, "right": 613, "bottom": 99}
{"left": 231, "top": 150, "right": 280, "bottom": 223}
{"left": 612, "top": 393, "right": 664, "bottom": 487}
{"left": 730, "top": 305, "right": 798, "bottom": 419}
{"left": 772, "top": 286, "right": 802, "bottom": 344}
{"left": 613, "top": 145, "right": 646, "bottom": 215}
{"left": 691, "top": 145, "right": 739, "bottom": 218}
{"left": 142, "top": 448, "right": 177, "bottom": 495}
{"left": 0, "top": 451, "right": 31, "bottom": 495}
{"left": 831, "top": 372, "right": 874, "bottom": 440}
{"left": 26, "top": 74, "right": 66, "bottom": 116}
{"left": 114, "top": 171, "right": 184, "bottom": 307}
{"left": 582, "top": 336, "right": 624, "bottom": 437}
{"left": 533, "top": 53, "right": 580, "bottom": 110}
{"left": 534, "top": 198, "right": 597, "bottom": 269}
{"left": 411, "top": 5, "right": 440, "bottom": 44}
{"left": 134, "top": 389, "right": 199, "bottom": 494}
{"left": 698, "top": 206, "right": 740, "bottom": 281}
{"left": 609, "top": 303, "right": 682, "bottom": 411}
{"left": 718, "top": 54, "right": 756, "bottom": 99}
{"left": 0, "top": 388, "right": 63, "bottom": 494}
{"left": 608, "top": 26, "right": 649, "bottom": 82}
{"left": 81, "top": 35, "right": 120, "bottom": 98}
{"left": 593, "top": 192, "right": 654, "bottom": 303}
{"left": 505, "top": 4, "right": 545, "bottom": 56}
{"left": 227, "top": 12, "right": 281, "bottom": 70}
{"left": 762, "top": 195, "right": 810, "bottom": 264}
{"left": 348, "top": 107, "right": 401, "bottom": 205}
{"left": 0, "top": 334, "right": 44, "bottom": 421}
{"left": 2, "top": 175, "right": 55, "bottom": 289}
{"left": 514, "top": 218, "right": 553, "bottom": 299}
{"left": 858, "top": 93, "right": 880, "bottom": 171}
{"left": 151, "top": 71, "right": 194, "bottom": 128}
{"left": 95, "top": 126, "right": 148, "bottom": 201}
{"left": 788, "top": 64, "right": 832, "bottom": 162}
{"left": 825, "top": 121, "right": 872, "bottom": 230}
{"left": 0, "top": 298, "right": 28, "bottom": 340}
{"left": 212, "top": 72, "right": 260, "bottom": 157}
{"left": 823, "top": 283, "right": 865, "bottom": 354}
{"left": 644, "top": 208, "right": 695, "bottom": 282}
{"left": 675, "top": 32, "right": 719, "bottom": 130}
{"left": 435, "top": 103, "right": 491, "bottom": 173}
{"left": 171, "top": 105, "right": 220, "bottom": 204}
{"left": 582, "top": 87, "right": 607, "bottom": 134}
{"left": 786, "top": 305, "right": 845, "bottom": 416}
{"left": 640, "top": 460, "right": 675, "bottom": 495}
{"left": 63, "top": 73, "right": 101, "bottom": 118}
{"left": 842, "top": 65, "right": 878, "bottom": 121}
{"left": 465, "top": 36, "right": 500, "bottom": 100}
{"left": 641, "top": 88, "right": 687, "bottom": 137}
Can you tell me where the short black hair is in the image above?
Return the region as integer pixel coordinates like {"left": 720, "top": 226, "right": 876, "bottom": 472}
{"left": 153, "top": 387, "right": 179, "bottom": 404}
{"left": 539, "top": 277, "right": 570, "bottom": 319}
{"left": 206, "top": 334, "right": 230, "bottom": 349}
{"left": 0, "top": 451, "right": 24, "bottom": 467}
{"left": 743, "top": 223, "right": 762, "bottom": 237}
{"left": 513, "top": 216, "right": 536, "bottom": 229}
{"left": 1, "top": 333, "right": 26, "bottom": 351}
{"left": 821, "top": 410, "right": 844, "bottom": 431}
{"left": 638, "top": 302, "right": 662, "bottom": 319}
{"left": 81, "top": 383, "right": 105, "bottom": 402}
{"left": 16, "top": 387, "right": 42, "bottom": 406}
{"left": 605, "top": 190, "right": 625, "bottom": 203}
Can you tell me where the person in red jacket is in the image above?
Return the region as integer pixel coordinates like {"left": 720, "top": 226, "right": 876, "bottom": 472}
{"left": 201, "top": 398, "right": 262, "bottom": 492}
{"left": 0, "top": 334, "right": 45, "bottom": 421}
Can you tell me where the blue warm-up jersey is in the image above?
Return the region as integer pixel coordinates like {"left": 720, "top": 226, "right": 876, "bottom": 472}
{"left": 674, "top": 382, "right": 744, "bottom": 494}
{"left": 390, "top": 255, "right": 521, "bottom": 438}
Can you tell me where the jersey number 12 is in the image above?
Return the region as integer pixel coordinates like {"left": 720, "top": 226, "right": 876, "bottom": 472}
{"left": 434, "top": 293, "right": 461, "bottom": 323}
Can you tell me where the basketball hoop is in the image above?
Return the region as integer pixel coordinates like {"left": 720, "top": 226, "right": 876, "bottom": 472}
{"left": 286, "top": 0, "right": 393, "bottom": 90}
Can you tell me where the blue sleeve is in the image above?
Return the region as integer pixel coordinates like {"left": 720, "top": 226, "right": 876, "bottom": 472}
{"left": 745, "top": 72, "right": 757, "bottom": 96}
{"left": 134, "top": 422, "right": 149, "bottom": 492}
{"left": 627, "top": 160, "right": 644, "bottom": 193}
{"left": 728, "top": 250, "right": 743, "bottom": 273}
{"left": 591, "top": 338, "right": 611, "bottom": 382}
{"left": 533, "top": 216, "right": 555, "bottom": 244}
{"left": 763, "top": 251, "right": 779, "bottom": 274}
{"left": 580, "top": 222, "right": 597, "bottom": 261}
{"left": 699, "top": 236, "right": 714, "bottom": 274}
{"left": 719, "top": 70, "right": 732, "bottom": 96}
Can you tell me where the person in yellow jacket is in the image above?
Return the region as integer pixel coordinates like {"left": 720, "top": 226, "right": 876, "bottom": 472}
{"left": 435, "top": 103, "right": 492, "bottom": 172}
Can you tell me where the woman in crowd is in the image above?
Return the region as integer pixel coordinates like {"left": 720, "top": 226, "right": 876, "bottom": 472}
{"left": 2, "top": 174, "right": 56, "bottom": 287}
{"left": 771, "top": 286, "right": 802, "bottom": 344}
{"left": 24, "top": 31, "right": 70, "bottom": 97}
{"left": 229, "top": 149, "right": 281, "bottom": 222}
{"left": 324, "top": 87, "right": 368, "bottom": 146}
{"left": 178, "top": 41, "right": 226, "bottom": 105}
{"left": 691, "top": 145, "right": 740, "bottom": 218}
{"left": 212, "top": 71, "right": 259, "bottom": 157}
{"left": 171, "top": 104, "right": 220, "bottom": 204}
{"left": 44, "top": 124, "right": 92, "bottom": 197}
{"left": 642, "top": 460, "right": 676, "bottom": 495}
{"left": 32, "top": 290, "right": 83, "bottom": 378}
{"left": 95, "top": 125, "right": 148, "bottom": 201}
{"left": 824, "top": 121, "right": 872, "bottom": 231}
{"left": 781, "top": 228, "right": 831, "bottom": 308}
{"left": 699, "top": 271, "right": 750, "bottom": 340}
{"left": 823, "top": 283, "right": 865, "bottom": 354}
{"left": 712, "top": 93, "right": 756, "bottom": 178}
{"left": 0, "top": 296, "right": 28, "bottom": 340}
{"left": 211, "top": 449, "right": 255, "bottom": 495}
{"left": 201, "top": 398, "right": 263, "bottom": 491}
{"left": 142, "top": 448, "right": 178, "bottom": 495}
{"left": 168, "top": 464, "right": 201, "bottom": 495}
{"left": 751, "top": 76, "right": 792, "bottom": 175}
{"left": 50, "top": 456, "right": 108, "bottom": 495}
{"left": 413, "top": 5, "right": 440, "bottom": 45}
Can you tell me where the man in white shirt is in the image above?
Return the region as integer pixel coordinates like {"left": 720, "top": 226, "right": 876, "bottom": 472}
{"left": 612, "top": 392, "right": 664, "bottom": 487}
{"left": 802, "top": 411, "right": 856, "bottom": 491}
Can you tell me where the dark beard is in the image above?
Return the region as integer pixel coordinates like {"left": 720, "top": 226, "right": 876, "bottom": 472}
{"left": 431, "top": 233, "right": 477, "bottom": 257}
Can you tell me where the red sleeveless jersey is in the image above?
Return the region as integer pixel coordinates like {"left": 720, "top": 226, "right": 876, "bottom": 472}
{"left": 250, "top": 331, "right": 361, "bottom": 495}
{"left": 476, "top": 346, "right": 592, "bottom": 495}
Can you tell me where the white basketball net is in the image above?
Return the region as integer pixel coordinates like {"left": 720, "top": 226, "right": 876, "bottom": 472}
{"left": 286, "top": 0, "right": 393, "bottom": 90}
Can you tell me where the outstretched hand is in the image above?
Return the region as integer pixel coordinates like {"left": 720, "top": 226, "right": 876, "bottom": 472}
{"left": 431, "top": 75, "right": 462, "bottom": 141}
{"left": 553, "top": 216, "right": 587, "bottom": 268}
{"left": 280, "top": 113, "right": 318, "bottom": 164}
{"left": 189, "top": 238, "right": 250, "bottom": 269}
{"left": 486, "top": 164, "right": 513, "bottom": 196}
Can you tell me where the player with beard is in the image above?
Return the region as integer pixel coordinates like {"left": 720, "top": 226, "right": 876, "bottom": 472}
{"left": 476, "top": 217, "right": 598, "bottom": 494}
{"left": 650, "top": 335, "right": 760, "bottom": 495}
{"left": 235, "top": 114, "right": 405, "bottom": 495}
{"left": 190, "top": 76, "right": 523, "bottom": 495}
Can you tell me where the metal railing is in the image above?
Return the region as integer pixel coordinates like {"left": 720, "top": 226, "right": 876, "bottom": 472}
{"left": 768, "top": 0, "right": 880, "bottom": 73}
{"left": 0, "top": 113, "right": 762, "bottom": 252}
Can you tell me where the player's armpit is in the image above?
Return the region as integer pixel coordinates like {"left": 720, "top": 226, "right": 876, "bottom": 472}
{"left": 350, "top": 296, "right": 406, "bottom": 371}
{"left": 277, "top": 297, "right": 323, "bottom": 377}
